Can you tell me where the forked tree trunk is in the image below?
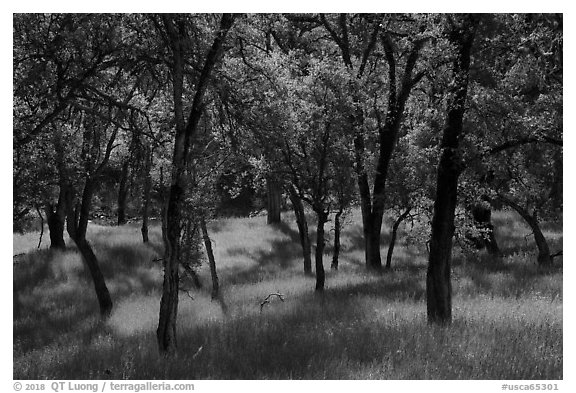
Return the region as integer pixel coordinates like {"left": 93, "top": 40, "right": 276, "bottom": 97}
{"left": 267, "top": 177, "right": 282, "bottom": 224}
{"left": 200, "top": 216, "right": 219, "bottom": 299}
{"left": 141, "top": 148, "right": 153, "bottom": 243}
{"left": 288, "top": 186, "right": 312, "bottom": 274}
{"left": 331, "top": 208, "right": 344, "bottom": 270}
{"left": 314, "top": 211, "right": 329, "bottom": 291}
{"left": 427, "top": 14, "right": 477, "bottom": 325}
{"left": 117, "top": 161, "right": 129, "bottom": 226}
{"left": 353, "top": 36, "right": 427, "bottom": 272}
{"left": 385, "top": 207, "right": 411, "bottom": 269}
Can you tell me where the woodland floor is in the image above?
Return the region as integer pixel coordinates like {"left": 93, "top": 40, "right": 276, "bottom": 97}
{"left": 13, "top": 209, "right": 562, "bottom": 379}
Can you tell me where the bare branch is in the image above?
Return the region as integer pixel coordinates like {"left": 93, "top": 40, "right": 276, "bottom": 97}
{"left": 260, "top": 292, "right": 285, "bottom": 312}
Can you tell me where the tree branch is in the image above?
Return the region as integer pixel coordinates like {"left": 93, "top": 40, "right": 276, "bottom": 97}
{"left": 260, "top": 292, "right": 285, "bottom": 312}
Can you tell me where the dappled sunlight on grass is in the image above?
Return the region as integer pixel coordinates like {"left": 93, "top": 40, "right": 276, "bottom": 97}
{"left": 108, "top": 294, "right": 159, "bottom": 337}
{"left": 14, "top": 209, "right": 562, "bottom": 379}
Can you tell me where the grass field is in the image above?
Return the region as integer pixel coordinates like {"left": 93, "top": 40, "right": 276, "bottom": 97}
{"left": 13, "top": 209, "right": 562, "bottom": 379}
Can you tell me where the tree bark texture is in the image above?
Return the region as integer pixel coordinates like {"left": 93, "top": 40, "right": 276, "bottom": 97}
{"left": 157, "top": 14, "right": 235, "bottom": 354}
{"left": 288, "top": 186, "right": 312, "bottom": 274}
{"left": 267, "top": 177, "right": 282, "bottom": 224}
{"left": 427, "top": 15, "right": 478, "bottom": 325}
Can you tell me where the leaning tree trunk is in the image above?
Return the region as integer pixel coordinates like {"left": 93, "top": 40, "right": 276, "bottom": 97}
{"left": 141, "top": 148, "right": 153, "bottom": 243}
{"left": 117, "top": 161, "right": 129, "bottom": 226}
{"left": 200, "top": 215, "right": 219, "bottom": 299}
{"left": 288, "top": 186, "right": 312, "bottom": 274}
{"left": 501, "top": 199, "right": 552, "bottom": 267}
{"left": 331, "top": 208, "right": 344, "bottom": 270}
{"left": 427, "top": 15, "right": 477, "bottom": 325}
{"left": 314, "top": 210, "right": 329, "bottom": 291}
{"left": 385, "top": 207, "right": 411, "bottom": 270}
{"left": 157, "top": 13, "right": 235, "bottom": 354}
{"left": 66, "top": 179, "right": 113, "bottom": 318}
{"left": 531, "top": 217, "right": 552, "bottom": 267}
{"left": 267, "top": 177, "right": 282, "bottom": 224}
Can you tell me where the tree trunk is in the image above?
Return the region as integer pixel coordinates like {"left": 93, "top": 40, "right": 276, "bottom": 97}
{"left": 45, "top": 199, "right": 67, "bottom": 250}
{"left": 532, "top": 219, "right": 552, "bottom": 266}
{"left": 288, "top": 186, "right": 312, "bottom": 274}
{"left": 315, "top": 211, "right": 328, "bottom": 291}
{"left": 157, "top": 13, "right": 235, "bottom": 354}
{"left": 141, "top": 148, "right": 153, "bottom": 243}
{"left": 76, "top": 238, "right": 113, "bottom": 317}
{"left": 353, "top": 36, "right": 426, "bottom": 271}
{"left": 427, "top": 15, "right": 477, "bottom": 325}
{"left": 200, "top": 215, "right": 219, "bottom": 299}
{"left": 471, "top": 203, "right": 500, "bottom": 256}
{"left": 501, "top": 199, "right": 552, "bottom": 267}
{"left": 46, "top": 208, "right": 66, "bottom": 249}
{"left": 267, "top": 177, "right": 282, "bottom": 224}
{"left": 45, "top": 179, "right": 69, "bottom": 250}
{"left": 117, "top": 161, "right": 129, "bottom": 226}
{"left": 66, "top": 179, "right": 113, "bottom": 318}
{"left": 385, "top": 207, "right": 411, "bottom": 269}
{"left": 157, "top": 185, "right": 183, "bottom": 354}
{"left": 331, "top": 208, "right": 344, "bottom": 270}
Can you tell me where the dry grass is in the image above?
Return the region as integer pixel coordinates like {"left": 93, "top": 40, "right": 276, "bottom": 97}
{"left": 13, "top": 209, "right": 562, "bottom": 379}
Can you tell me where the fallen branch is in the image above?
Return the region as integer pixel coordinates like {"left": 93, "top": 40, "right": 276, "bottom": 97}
{"left": 260, "top": 292, "right": 285, "bottom": 312}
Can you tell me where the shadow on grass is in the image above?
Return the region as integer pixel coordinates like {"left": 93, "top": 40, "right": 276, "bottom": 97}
{"left": 224, "top": 238, "right": 304, "bottom": 285}
{"left": 13, "top": 240, "right": 164, "bottom": 355}
{"left": 16, "top": 274, "right": 425, "bottom": 379}
{"left": 14, "top": 210, "right": 563, "bottom": 379}
{"left": 16, "top": 267, "right": 561, "bottom": 379}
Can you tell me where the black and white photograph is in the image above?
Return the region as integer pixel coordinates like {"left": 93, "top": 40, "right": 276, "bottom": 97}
{"left": 11, "top": 6, "right": 565, "bottom": 384}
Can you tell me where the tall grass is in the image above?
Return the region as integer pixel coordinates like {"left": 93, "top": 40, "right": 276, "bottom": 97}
{"left": 13, "top": 209, "right": 562, "bottom": 379}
